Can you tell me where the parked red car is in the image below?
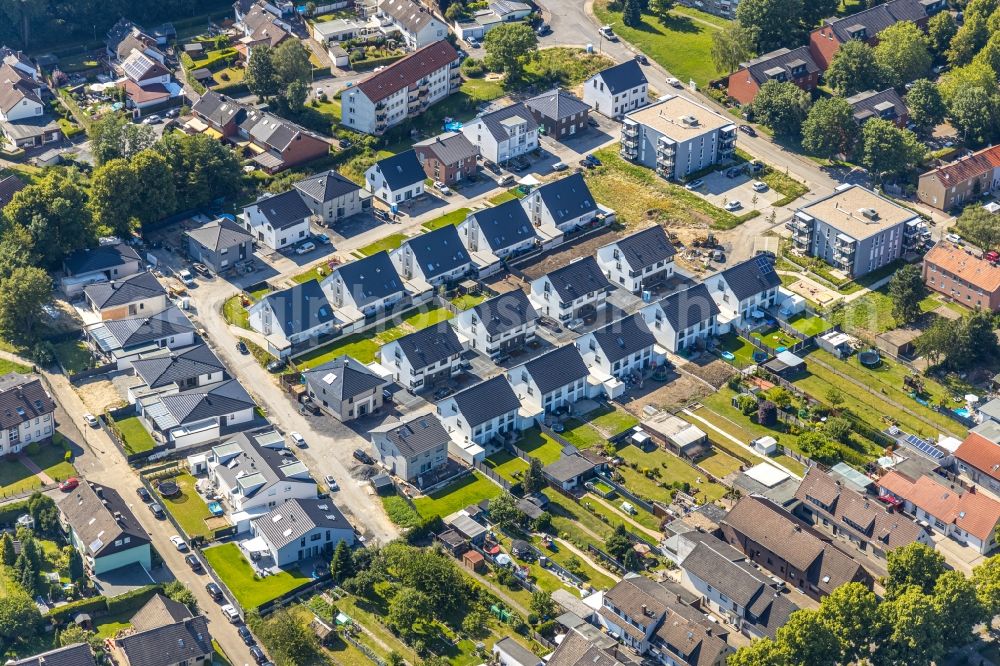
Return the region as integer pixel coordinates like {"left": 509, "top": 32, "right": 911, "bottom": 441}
{"left": 60, "top": 477, "right": 79, "bottom": 492}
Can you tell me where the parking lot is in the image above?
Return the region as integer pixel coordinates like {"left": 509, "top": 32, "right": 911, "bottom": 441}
{"left": 695, "top": 169, "right": 782, "bottom": 217}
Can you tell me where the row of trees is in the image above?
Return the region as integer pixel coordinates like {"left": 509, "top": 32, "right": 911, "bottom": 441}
{"left": 916, "top": 309, "right": 1000, "bottom": 370}
{"left": 246, "top": 40, "right": 315, "bottom": 113}
{"left": 730, "top": 543, "right": 1000, "bottom": 666}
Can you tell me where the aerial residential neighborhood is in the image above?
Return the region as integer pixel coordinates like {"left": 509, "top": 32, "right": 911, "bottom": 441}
{"left": 2, "top": 0, "right": 1000, "bottom": 665}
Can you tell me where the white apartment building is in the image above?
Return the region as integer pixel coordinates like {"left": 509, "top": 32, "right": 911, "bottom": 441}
{"left": 507, "top": 344, "right": 593, "bottom": 415}
{"left": 528, "top": 256, "right": 611, "bottom": 324}
{"left": 452, "top": 290, "right": 538, "bottom": 360}
{"left": 379, "top": 322, "right": 465, "bottom": 392}
{"left": 708, "top": 255, "right": 782, "bottom": 331}
{"left": 0, "top": 374, "right": 55, "bottom": 456}
{"left": 583, "top": 59, "right": 648, "bottom": 119}
{"left": 640, "top": 283, "right": 720, "bottom": 353}
{"left": 596, "top": 225, "right": 676, "bottom": 293}
{"left": 436, "top": 375, "right": 523, "bottom": 455}
{"left": 461, "top": 103, "right": 538, "bottom": 164}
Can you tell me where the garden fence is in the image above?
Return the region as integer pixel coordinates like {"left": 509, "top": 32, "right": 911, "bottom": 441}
{"left": 257, "top": 573, "right": 334, "bottom": 618}
{"left": 592, "top": 472, "right": 657, "bottom": 517}
{"left": 472, "top": 460, "right": 513, "bottom": 492}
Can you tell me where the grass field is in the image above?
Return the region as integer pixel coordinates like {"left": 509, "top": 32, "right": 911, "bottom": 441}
{"left": 750, "top": 327, "right": 798, "bottom": 350}
{"left": 615, "top": 443, "right": 727, "bottom": 502}
{"left": 422, "top": 208, "right": 471, "bottom": 231}
{"left": 787, "top": 314, "right": 832, "bottom": 337}
{"left": 584, "top": 148, "right": 758, "bottom": 230}
{"left": 30, "top": 444, "right": 75, "bottom": 484}
{"left": 0, "top": 448, "right": 69, "bottom": 498}
{"left": 381, "top": 494, "right": 422, "bottom": 528}
{"left": 203, "top": 543, "right": 311, "bottom": 609}
{"left": 516, "top": 428, "right": 565, "bottom": 464}
{"left": 291, "top": 265, "right": 331, "bottom": 284}
{"left": 450, "top": 293, "right": 486, "bottom": 310}
{"left": 488, "top": 188, "right": 526, "bottom": 205}
{"left": 413, "top": 472, "right": 501, "bottom": 519}
{"left": 296, "top": 307, "right": 454, "bottom": 368}
{"left": 115, "top": 416, "right": 157, "bottom": 454}
{"left": 586, "top": 405, "right": 639, "bottom": 436}
{"left": 356, "top": 233, "right": 408, "bottom": 257}
{"left": 561, "top": 419, "right": 605, "bottom": 449}
{"left": 154, "top": 472, "right": 214, "bottom": 539}
{"left": 523, "top": 47, "right": 616, "bottom": 88}
{"left": 593, "top": 2, "right": 727, "bottom": 89}
{"left": 222, "top": 295, "right": 251, "bottom": 329}
{"left": 484, "top": 450, "right": 529, "bottom": 483}
{"left": 52, "top": 340, "right": 91, "bottom": 375}
{"left": 718, "top": 333, "right": 760, "bottom": 366}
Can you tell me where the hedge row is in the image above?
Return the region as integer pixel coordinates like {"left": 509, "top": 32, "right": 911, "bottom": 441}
{"left": 46, "top": 584, "right": 163, "bottom": 624}
{"left": 181, "top": 48, "right": 239, "bottom": 73}
{"left": 0, "top": 498, "right": 32, "bottom": 527}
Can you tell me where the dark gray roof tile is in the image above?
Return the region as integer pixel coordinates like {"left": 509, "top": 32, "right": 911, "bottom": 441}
{"left": 519, "top": 345, "right": 589, "bottom": 395}
{"left": 657, "top": 283, "right": 719, "bottom": 332}
{"left": 472, "top": 290, "right": 538, "bottom": 336}
{"left": 543, "top": 256, "right": 611, "bottom": 303}
{"left": 535, "top": 173, "right": 598, "bottom": 226}
{"left": 447, "top": 375, "right": 521, "bottom": 426}
{"left": 524, "top": 88, "right": 591, "bottom": 120}
{"left": 610, "top": 226, "right": 676, "bottom": 271}
{"left": 470, "top": 198, "right": 539, "bottom": 252}
{"left": 84, "top": 271, "right": 165, "bottom": 309}
{"left": 591, "top": 60, "right": 647, "bottom": 95}
{"left": 585, "top": 314, "right": 656, "bottom": 363}
{"left": 304, "top": 355, "right": 386, "bottom": 401}
{"left": 373, "top": 150, "right": 425, "bottom": 190}
{"left": 401, "top": 224, "right": 471, "bottom": 280}
{"left": 259, "top": 280, "right": 335, "bottom": 336}
{"left": 394, "top": 321, "right": 464, "bottom": 368}
{"left": 717, "top": 255, "right": 781, "bottom": 302}
{"left": 325, "top": 251, "right": 404, "bottom": 309}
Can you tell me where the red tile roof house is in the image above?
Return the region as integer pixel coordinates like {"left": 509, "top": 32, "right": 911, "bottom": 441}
{"left": 877, "top": 470, "right": 1000, "bottom": 555}
{"left": 955, "top": 431, "right": 1000, "bottom": 496}
{"left": 727, "top": 47, "right": 821, "bottom": 106}
{"left": 808, "top": 0, "right": 947, "bottom": 70}
{"left": 917, "top": 144, "right": 1000, "bottom": 211}
{"left": 922, "top": 242, "right": 1000, "bottom": 312}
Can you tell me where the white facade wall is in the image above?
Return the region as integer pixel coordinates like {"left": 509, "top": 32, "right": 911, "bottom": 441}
{"left": 242, "top": 206, "right": 310, "bottom": 250}
{"left": 436, "top": 398, "right": 519, "bottom": 447}
{"left": 528, "top": 276, "right": 607, "bottom": 322}
{"left": 379, "top": 339, "right": 463, "bottom": 391}
{"left": 583, "top": 75, "right": 647, "bottom": 119}
{"left": 596, "top": 245, "right": 674, "bottom": 293}
{"left": 1, "top": 95, "right": 43, "bottom": 122}
{"left": 364, "top": 163, "right": 425, "bottom": 204}
{"left": 0, "top": 412, "right": 54, "bottom": 455}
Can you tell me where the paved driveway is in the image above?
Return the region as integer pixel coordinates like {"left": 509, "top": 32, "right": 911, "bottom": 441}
{"left": 699, "top": 170, "right": 781, "bottom": 216}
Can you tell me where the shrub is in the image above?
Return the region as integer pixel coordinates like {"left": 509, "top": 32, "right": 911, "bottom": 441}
{"left": 461, "top": 57, "right": 485, "bottom": 78}
{"left": 24, "top": 442, "right": 40, "bottom": 456}
{"left": 757, "top": 400, "right": 777, "bottom": 426}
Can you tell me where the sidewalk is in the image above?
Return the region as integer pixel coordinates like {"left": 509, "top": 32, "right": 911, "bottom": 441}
{"left": 18, "top": 455, "right": 54, "bottom": 485}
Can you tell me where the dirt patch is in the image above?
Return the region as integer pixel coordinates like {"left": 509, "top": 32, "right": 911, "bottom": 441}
{"left": 621, "top": 374, "right": 715, "bottom": 414}
{"left": 787, "top": 278, "right": 839, "bottom": 306}
{"left": 75, "top": 378, "right": 127, "bottom": 414}
{"left": 678, "top": 358, "right": 736, "bottom": 389}
{"left": 481, "top": 272, "right": 527, "bottom": 295}
{"left": 516, "top": 227, "right": 625, "bottom": 281}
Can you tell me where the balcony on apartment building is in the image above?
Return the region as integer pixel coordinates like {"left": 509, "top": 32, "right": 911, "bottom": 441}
{"left": 718, "top": 128, "right": 737, "bottom": 158}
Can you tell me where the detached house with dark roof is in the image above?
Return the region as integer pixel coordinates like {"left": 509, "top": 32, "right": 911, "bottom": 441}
{"left": 727, "top": 47, "right": 820, "bottom": 106}
{"left": 136, "top": 379, "right": 256, "bottom": 448}
{"left": 462, "top": 103, "right": 539, "bottom": 165}
{"left": 84, "top": 272, "right": 168, "bottom": 321}
{"left": 708, "top": 255, "right": 781, "bottom": 330}
{"left": 583, "top": 59, "right": 648, "bottom": 119}
{"left": 529, "top": 256, "right": 612, "bottom": 324}
{"left": 250, "top": 498, "right": 354, "bottom": 566}
{"left": 128, "top": 344, "right": 226, "bottom": 402}
{"left": 60, "top": 481, "right": 151, "bottom": 576}
{"left": 8, "top": 643, "right": 96, "bottom": 666}
{"left": 508, "top": 344, "right": 593, "bottom": 415}
{"left": 521, "top": 172, "right": 602, "bottom": 238}
{"left": 454, "top": 290, "right": 538, "bottom": 360}
{"left": 321, "top": 251, "right": 406, "bottom": 320}
{"left": 576, "top": 314, "right": 662, "bottom": 397}
{"left": 414, "top": 131, "right": 480, "bottom": 185}
{"left": 846, "top": 88, "right": 909, "bottom": 127}
{"left": 809, "top": 0, "right": 946, "bottom": 69}
{"left": 641, "top": 283, "right": 720, "bottom": 353}
{"left": 342, "top": 40, "right": 460, "bottom": 135}
{"left": 365, "top": 150, "right": 427, "bottom": 205}
{"left": 458, "top": 198, "right": 540, "bottom": 274}
{"left": 248, "top": 280, "right": 337, "bottom": 357}
{"left": 242, "top": 187, "right": 314, "bottom": 251}
{"left": 524, "top": 88, "right": 591, "bottom": 140}
{"left": 371, "top": 413, "right": 450, "bottom": 483}
{"left": 596, "top": 226, "right": 676, "bottom": 293}
{"left": 379, "top": 321, "right": 465, "bottom": 392}
{"left": 436, "top": 375, "right": 523, "bottom": 457}
{"left": 237, "top": 107, "right": 330, "bottom": 173}
{"left": 185, "top": 218, "right": 254, "bottom": 275}
{"left": 62, "top": 243, "right": 142, "bottom": 297}
{"left": 390, "top": 223, "right": 472, "bottom": 288}
{"left": 87, "top": 305, "right": 196, "bottom": 369}
{"left": 294, "top": 169, "right": 365, "bottom": 225}
{"left": 0, "top": 373, "right": 55, "bottom": 455}
{"left": 108, "top": 594, "right": 213, "bottom": 666}
{"left": 303, "top": 355, "right": 387, "bottom": 421}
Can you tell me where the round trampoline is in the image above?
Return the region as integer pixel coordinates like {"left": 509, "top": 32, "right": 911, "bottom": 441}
{"left": 859, "top": 349, "right": 881, "bottom": 368}
{"left": 156, "top": 480, "right": 180, "bottom": 498}
{"left": 752, "top": 350, "right": 769, "bottom": 363}
{"left": 652, "top": 365, "right": 670, "bottom": 381}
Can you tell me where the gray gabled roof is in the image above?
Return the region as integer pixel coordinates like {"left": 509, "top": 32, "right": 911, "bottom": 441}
{"left": 543, "top": 256, "right": 611, "bottom": 303}
{"left": 740, "top": 46, "right": 820, "bottom": 86}
{"left": 253, "top": 498, "right": 351, "bottom": 549}
{"left": 100, "top": 306, "right": 193, "bottom": 350}
{"left": 472, "top": 290, "right": 538, "bottom": 337}
{"left": 191, "top": 90, "right": 246, "bottom": 128}
{"left": 401, "top": 224, "right": 471, "bottom": 280}
{"left": 524, "top": 88, "right": 591, "bottom": 121}
{"left": 0, "top": 373, "right": 55, "bottom": 429}
{"left": 247, "top": 189, "right": 312, "bottom": 230}
{"left": 520, "top": 344, "right": 589, "bottom": 395}
{"left": 374, "top": 150, "right": 425, "bottom": 191}
{"left": 470, "top": 198, "right": 539, "bottom": 252}
{"left": 716, "top": 255, "right": 781, "bottom": 302}
{"left": 414, "top": 131, "right": 479, "bottom": 166}
{"left": 114, "top": 612, "right": 212, "bottom": 666}
{"left": 657, "top": 283, "right": 719, "bottom": 332}
{"left": 130, "top": 594, "right": 193, "bottom": 631}
{"left": 303, "top": 355, "right": 386, "bottom": 401}
{"left": 294, "top": 169, "right": 361, "bottom": 203}
{"left": 0, "top": 173, "right": 26, "bottom": 208}
{"left": 475, "top": 103, "right": 538, "bottom": 142}
{"left": 448, "top": 375, "right": 521, "bottom": 427}
{"left": 185, "top": 218, "right": 253, "bottom": 253}
{"left": 259, "top": 280, "right": 335, "bottom": 336}
{"left": 543, "top": 453, "right": 596, "bottom": 482}
{"left": 586, "top": 314, "right": 656, "bottom": 363}
{"left": 59, "top": 481, "right": 149, "bottom": 559}
{"left": 325, "top": 251, "right": 404, "bottom": 309}
{"left": 8, "top": 643, "right": 96, "bottom": 666}
{"left": 130, "top": 345, "right": 225, "bottom": 389}
{"left": 211, "top": 431, "right": 311, "bottom": 498}
{"left": 591, "top": 59, "right": 647, "bottom": 95}
{"left": 393, "top": 321, "right": 464, "bottom": 369}
{"left": 84, "top": 271, "right": 165, "bottom": 309}
{"left": 609, "top": 226, "right": 676, "bottom": 272}
{"left": 374, "top": 413, "right": 449, "bottom": 458}
{"left": 823, "top": 0, "right": 936, "bottom": 42}
{"left": 535, "top": 173, "right": 598, "bottom": 226}
{"left": 845, "top": 87, "right": 908, "bottom": 123}
{"left": 64, "top": 243, "right": 141, "bottom": 276}
{"left": 155, "top": 379, "right": 254, "bottom": 427}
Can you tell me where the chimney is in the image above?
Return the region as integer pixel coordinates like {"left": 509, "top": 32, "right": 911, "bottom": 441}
{"left": 641, "top": 604, "right": 648, "bottom": 616}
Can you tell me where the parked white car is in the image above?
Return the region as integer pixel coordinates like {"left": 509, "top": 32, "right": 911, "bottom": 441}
{"left": 169, "top": 535, "right": 188, "bottom": 551}
{"left": 177, "top": 269, "right": 196, "bottom": 288}
{"left": 290, "top": 432, "right": 306, "bottom": 447}
{"left": 221, "top": 604, "right": 241, "bottom": 623}
{"left": 752, "top": 181, "right": 769, "bottom": 192}
{"left": 295, "top": 241, "right": 316, "bottom": 255}
{"left": 724, "top": 200, "right": 743, "bottom": 211}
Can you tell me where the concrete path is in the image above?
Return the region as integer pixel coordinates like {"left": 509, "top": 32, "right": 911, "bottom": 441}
{"left": 585, "top": 493, "right": 662, "bottom": 541}
{"left": 682, "top": 407, "right": 802, "bottom": 479}
{"left": 554, "top": 537, "right": 621, "bottom": 584}
{"left": 18, "top": 455, "right": 53, "bottom": 485}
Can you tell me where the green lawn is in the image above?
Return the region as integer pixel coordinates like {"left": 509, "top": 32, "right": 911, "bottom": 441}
{"left": 615, "top": 443, "right": 727, "bottom": 502}
{"left": 114, "top": 416, "right": 157, "bottom": 454}
{"left": 488, "top": 188, "right": 526, "bottom": 205}
{"left": 684, "top": 407, "right": 806, "bottom": 477}
{"left": 203, "top": 543, "right": 311, "bottom": 610}
{"left": 381, "top": 494, "right": 422, "bottom": 528}
{"left": 296, "top": 307, "right": 454, "bottom": 368}
{"left": 523, "top": 47, "right": 617, "bottom": 87}
{"left": 291, "top": 265, "right": 331, "bottom": 284}
{"left": 222, "top": 295, "right": 250, "bottom": 329}
{"left": 29, "top": 444, "right": 75, "bottom": 484}
{"left": 586, "top": 405, "right": 640, "bottom": 436}
{"left": 561, "top": 419, "right": 605, "bottom": 449}
{"left": 0, "top": 458, "right": 41, "bottom": 498}
{"left": 515, "top": 428, "right": 565, "bottom": 464}
{"left": 413, "top": 472, "right": 501, "bottom": 520}
{"left": 450, "top": 293, "right": 486, "bottom": 310}
{"left": 695, "top": 450, "right": 744, "bottom": 479}
{"left": 52, "top": 340, "right": 92, "bottom": 375}
{"left": 93, "top": 611, "right": 132, "bottom": 639}
{"left": 787, "top": 314, "right": 832, "bottom": 337}
{"left": 718, "top": 333, "right": 760, "bottom": 366}
{"left": 484, "top": 450, "right": 529, "bottom": 483}
{"left": 593, "top": 2, "right": 727, "bottom": 89}
{"left": 422, "top": 207, "right": 470, "bottom": 231}
{"left": 750, "top": 327, "right": 798, "bottom": 350}
{"left": 356, "top": 233, "right": 408, "bottom": 257}
{"left": 154, "top": 472, "right": 214, "bottom": 539}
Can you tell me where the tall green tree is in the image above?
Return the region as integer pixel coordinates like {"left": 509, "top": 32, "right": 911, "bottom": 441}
{"left": 164, "top": 580, "right": 198, "bottom": 612}
{"left": 272, "top": 39, "right": 312, "bottom": 86}
{"left": 727, "top": 637, "right": 785, "bottom": 666}
{"left": 947, "top": 86, "right": 999, "bottom": 147}
{"left": 817, "top": 583, "right": 879, "bottom": 663}
{"left": 859, "top": 118, "right": 924, "bottom": 181}
{"left": 28, "top": 492, "right": 59, "bottom": 537}
{"left": 0, "top": 532, "right": 14, "bottom": 566}
{"left": 156, "top": 133, "right": 243, "bottom": 210}
{"left": 87, "top": 113, "right": 156, "bottom": 166}
{"left": 622, "top": 0, "right": 642, "bottom": 26}
{"left": 57, "top": 624, "right": 92, "bottom": 647}
{"left": 875, "top": 587, "right": 945, "bottom": 666}
{"left": 883, "top": 542, "right": 947, "bottom": 599}
{"left": 0, "top": 267, "right": 51, "bottom": 346}
{"left": 888, "top": 264, "right": 927, "bottom": 325}
{"left": 775, "top": 609, "right": 840, "bottom": 666}
{"left": 246, "top": 45, "right": 279, "bottom": 99}
{"left": 735, "top": 0, "right": 804, "bottom": 52}
{"left": 875, "top": 21, "right": 932, "bottom": 88}
{"left": 66, "top": 547, "right": 84, "bottom": 582}
{"left": 956, "top": 204, "right": 1000, "bottom": 250}
{"left": 972, "top": 554, "right": 1000, "bottom": 617}
{"left": 825, "top": 40, "right": 884, "bottom": 96}
{"left": 89, "top": 159, "right": 140, "bottom": 238}
{"left": 483, "top": 23, "right": 538, "bottom": 84}
{"left": 488, "top": 492, "right": 522, "bottom": 531}
{"left": 0, "top": 0, "right": 46, "bottom": 47}
{"left": 751, "top": 80, "right": 810, "bottom": 138}
{"left": 926, "top": 11, "right": 957, "bottom": 57}
{"left": 330, "top": 540, "right": 353, "bottom": 583}
{"left": 4, "top": 170, "right": 95, "bottom": 268}
{"left": 932, "top": 570, "right": 984, "bottom": 647}
{"left": 711, "top": 22, "right": 757, "bottom": 74}
{"left": 387, "top": 587, "right": 433, "bottom": 639}
{"left": 938, "top": 61, "right": 996, "bottom": 108}
{"left": 530, "top": 590, "right": 556, "bottom": 620}
{"left": 799, "top": 0, "right": 838, "bottom": 30}
{"left": 905, "top": 79, "right": 946, "bottom": 132}
{"left": 0, "top": 591, "right": 42, "bottom": 652}
{"left": 801, "top": 97, "right": 857, "bottom": 158}
{"left": 251, "top": 609, "right": 320, "bottom": 665}
{"left": 946, "top": 0, "right": 997, "bottom": 66}
{"left": 915, "top": 316, "right": 961, "bottom": 367}
{"left": 522, "top": 457, "right": 546, "bottom": 494}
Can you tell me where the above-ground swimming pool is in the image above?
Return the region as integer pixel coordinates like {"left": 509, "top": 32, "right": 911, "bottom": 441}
{"left": 444, "top": 121, "right": 462, "bottom": 132}
{"left": 721, "top": 351, "right": 735, "bottom": 361}
{"left": 859, "top": 349, "right": 881, "bottom": 368}
{"left": 954, "top": 407, "right": 971, "bottom": 418}
{"left": 208, "top": 501, "right": 224, "bottom": 517}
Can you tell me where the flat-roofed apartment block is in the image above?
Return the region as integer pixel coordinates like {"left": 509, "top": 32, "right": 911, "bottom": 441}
{"left": 790, "top": 185, "right": 928, "bottom": 278}
{"left": 620, "top": 95, "right": 736, "bottom": 181}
